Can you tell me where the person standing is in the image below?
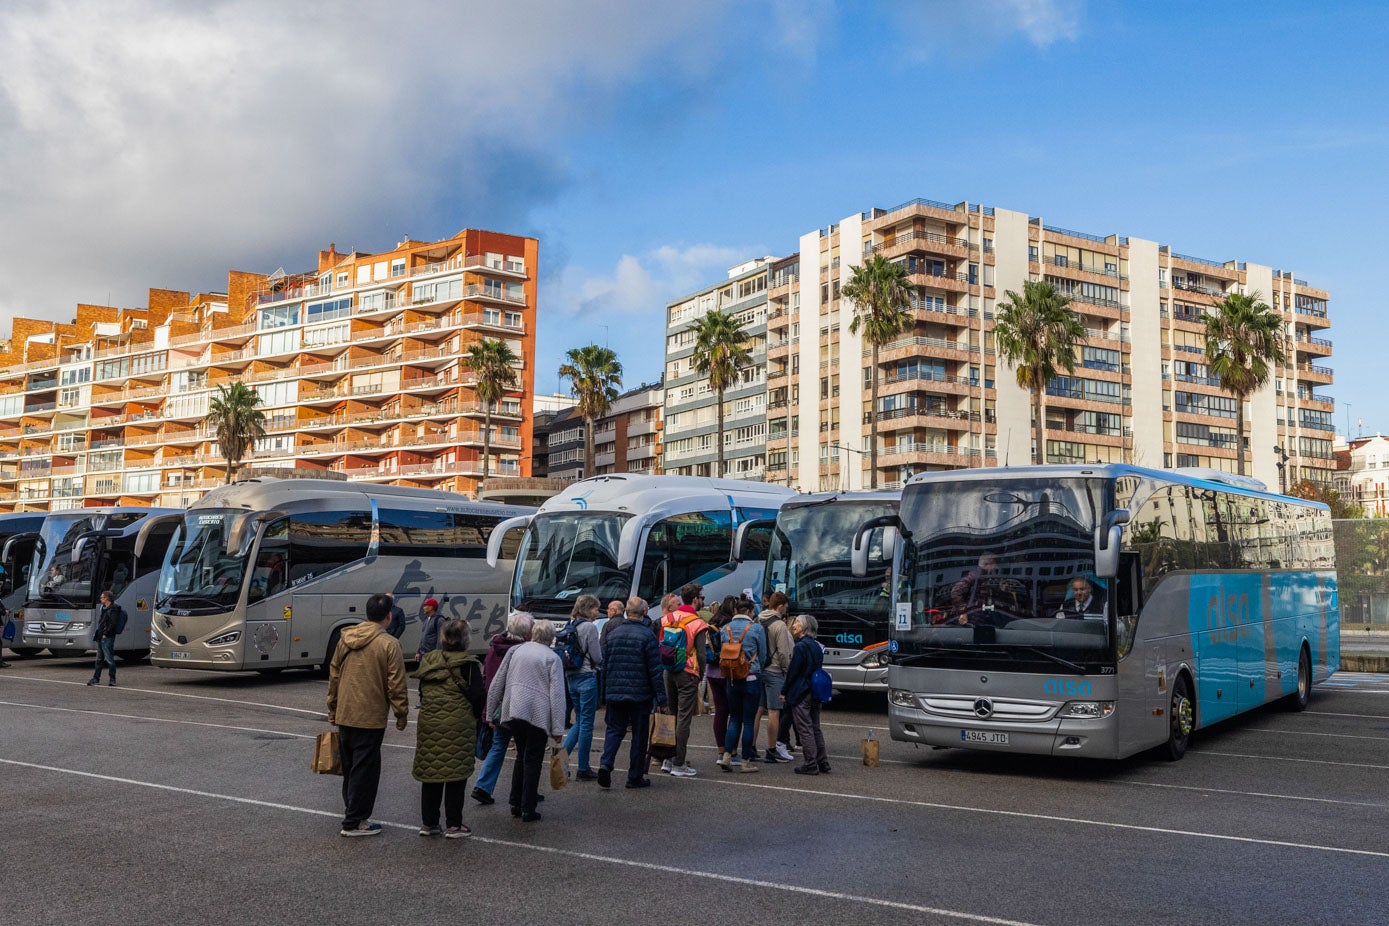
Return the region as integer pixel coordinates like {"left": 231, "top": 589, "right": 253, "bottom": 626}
{"left": 782, "top": 614, "right": 829, "bottom": 775}
{"left": 386, "top": 595, "right": 407, "bottom": 639}
{"left": 660, "top": 583, "right": 710, "bottom": 777}
{"left": 484, "top": 620, "right": 566, "bottom": 822}
{"left": 326, "top": 593, "right": 410, "bottom": 836}
{"left": 471, "top": 611, "right": 532, "bottom": 806}
{"left": 560, "top": 595, "right": 604, "bottom": 781}
{"left": 717, "top": 600, "right": 767, "bottom": 773}
{"left": 703, "top": 596, "right": 736, "bottom": 751}
{"left": 416, "top": 598, "right": 444, "bottom": 659}
{"left": 87, "top": 590, "right": 126, "bottom": 687}
{"left": 755, "top": 592, "right": 796, "bottom": 763}
{"left": 598, "top": 596, "right": 667, "bottom": 790}
{"left": 412, "top": 619, "right": 484, "bottom": 837}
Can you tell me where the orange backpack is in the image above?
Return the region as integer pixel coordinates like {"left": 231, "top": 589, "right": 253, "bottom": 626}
{"left": 718, "top": 623, "right": 754, "bottom": 681}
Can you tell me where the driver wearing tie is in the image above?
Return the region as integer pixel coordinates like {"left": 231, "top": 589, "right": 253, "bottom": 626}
{"left": 1058, "top": 576, "right": 1106, "bottom": 619}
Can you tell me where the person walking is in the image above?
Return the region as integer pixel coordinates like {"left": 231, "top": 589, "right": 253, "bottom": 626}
{"left": 87, "top": 590, "right": 126, "bottom": 687}
{"left": 660, "top": 582, "right": 711, "bottom": 777}
{"left": 326, "top": 593, "right": 410, "bottom": 836}
{"left": 415, "top": 598, "right": 444, "bottom": 659}
{"left": 756, "top": 591, "right": 796, "bottom": 763}
{"left": 717, "top": 599, "right": 767, "bottom": 773}
{"left": 471, "top": 611, "right": 532, "bottom": 806}
{"left": 484, "top": 619, "right": 566, "bottom": 822}
{"left": 704, "top": 596, "right": 737, "bottom": 750}
{"left": 598, "top": 596, "right": 667, "bottom": 790}
{"left": 560, "top": 595, "right": 604, "bottom": 781}
{"left": 412, "top": 619, "right": 484, "bottom": 838}
{"left": 782, "top": 614, "right": 829, "bottom": 775}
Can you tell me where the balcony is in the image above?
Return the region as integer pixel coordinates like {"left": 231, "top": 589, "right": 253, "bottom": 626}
{"left": 463, "top": 283, "right": 527, "bottom": 306}
{"left": 1171, "top": 279, "right": 1226, "bottom": 298}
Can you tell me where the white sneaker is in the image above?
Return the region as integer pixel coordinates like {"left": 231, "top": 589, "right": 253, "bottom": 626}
{"left": 775, "top": 742, "right": 795, "bottom": 762}
{"left": 671, "top": 764, "right": 698, "bottom": 777}
{"left": 661, "top": 759, "right": 673, "bottom": 773}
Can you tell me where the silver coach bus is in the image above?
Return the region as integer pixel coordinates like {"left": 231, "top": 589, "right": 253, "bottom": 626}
{"left": 0, "top": 513, "right": 45, "bottom": 655}
{"left": 150, "top": 478, "right": 532, "bottom": 673}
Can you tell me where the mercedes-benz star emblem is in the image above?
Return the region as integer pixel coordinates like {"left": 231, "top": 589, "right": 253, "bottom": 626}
{"left": 973, "top": 698, "right": 994, "bottom": 718}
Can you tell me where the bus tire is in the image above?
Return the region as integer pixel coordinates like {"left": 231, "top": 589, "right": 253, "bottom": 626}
{"left": 1286, "top": 646, "right": 1312, "bottom": 712}
{"left": 318, "top": 627, "right": 343, "bottom": 680}
{"left": 8, "top": 647, "right": 43, "bottom": 658}
{"left": 116, "top": 650, "right": 149, "bottom": 663}
{"left": 1162, "top": 673, "right": 1194, "bottom": 761}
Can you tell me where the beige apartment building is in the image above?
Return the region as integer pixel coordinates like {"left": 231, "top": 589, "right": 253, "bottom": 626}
{"left": 672, "top": 196, "right": 1332, "bottom": 492}
{"left": 0, "top": 229, "right": 538, "bottom": 511}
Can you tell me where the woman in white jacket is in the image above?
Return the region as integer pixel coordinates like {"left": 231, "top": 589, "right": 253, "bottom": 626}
{"left": 484, "top": 619, "right": 566, "bottom": 822}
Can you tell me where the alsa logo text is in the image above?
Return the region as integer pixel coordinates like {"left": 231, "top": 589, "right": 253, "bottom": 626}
{"left": 1043, "top": 677, "right": 1092, "bottom": 697}
{"left": 834, "top": 632, "right": 864, "bottom": 645}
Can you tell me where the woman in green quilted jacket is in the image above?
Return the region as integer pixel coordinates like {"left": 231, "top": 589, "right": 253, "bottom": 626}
{"left": 412, "top": 619, "right": 485, "bottom": 838}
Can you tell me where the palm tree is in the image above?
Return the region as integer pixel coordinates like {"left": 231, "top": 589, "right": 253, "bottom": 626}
{"left": 1202, "top": 290, "right": 1286, "bottom": 476}
{"left": 558, "top": 344, "right": 623, "bottom": 477}
{"left": 206, "top": 381, "right": 267, "bottom": 484}
{"left": 994, "top": 280, "right": 1086, "bottom": 466}
{"left": 689, "top": 310, "right": 752, "bottom": 479}
{"left": 842, "top": 255, "right": 918, "bottom": 488}
{"left": 465, "top": 338, "right": 520, "bottom": 482}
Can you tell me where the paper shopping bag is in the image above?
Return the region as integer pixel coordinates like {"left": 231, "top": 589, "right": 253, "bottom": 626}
{"left": 861, "top": 729, "right": 880, "bottom": 768}
{"left": 312, "top": 730, "right": 342, "bottom": 775}
{"left": 648, "top": 711, "right": 677, "bottom": 760}
{"left": 549, "top": 747, "right": 569, "bottom": 791}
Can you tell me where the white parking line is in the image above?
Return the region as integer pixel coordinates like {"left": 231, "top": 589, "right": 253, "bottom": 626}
{"left": 0, "top": 674, "right": 326, "bottom": 716}
{"left": 1242, "top": 727, "right": 1389, "bottom": 742}
{"left": 1306, "top": 710, "right": 1389, "bottom": 720}
{"left": 0, "top": 756, "right": 1044, "bottom": 926}
{"left": 1107, "top": 778, "right": 1389, "bottom": 810}
{"left": 1198, "top": 751, "right": 1389, "bottom": 771}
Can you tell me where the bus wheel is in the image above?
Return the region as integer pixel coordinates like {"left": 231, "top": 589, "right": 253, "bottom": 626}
{"left": 1163, "top": 674, "right": 1194, "bottom": 761}
{"left": 8, "top": 647, "right": 43, "bottom": 658}
{"left": 116, "top": 650, "right": 149, "bottom": 663}
{"left": 317, "top": 628, "right": 342, "bottom": 680}
{"left": 1287, "top": 647, "right": 1312, "bottom": 712}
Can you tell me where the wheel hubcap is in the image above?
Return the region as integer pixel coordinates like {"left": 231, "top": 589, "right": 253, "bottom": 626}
{"left": 1173, "top": 694, "right": 1193, "bottom": 737}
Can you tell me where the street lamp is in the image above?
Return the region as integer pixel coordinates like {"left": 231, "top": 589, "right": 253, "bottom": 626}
{"left": 1273, "top": 444, "right": 1289, "bottom": 495}
{"left": 833, "top": 442, "right": 865, "bottom": 492}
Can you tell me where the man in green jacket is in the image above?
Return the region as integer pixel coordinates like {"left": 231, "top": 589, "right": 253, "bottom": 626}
{"left": 327, "top": 593, "right": 409, "bottom": 837}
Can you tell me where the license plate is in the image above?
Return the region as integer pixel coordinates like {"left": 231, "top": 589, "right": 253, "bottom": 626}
{"left": 36, "top": 638, "right": 53, "bottom": 645}
{"left": 962, "top": 729, "right": 1009, "bottom": 745}
{"left": 167, "top": 651, "right": 190, "bottom": 660}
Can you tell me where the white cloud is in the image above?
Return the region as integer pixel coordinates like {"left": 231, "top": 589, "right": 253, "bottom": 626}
{"left": 549, "top": 242, "right": 761, "bottom": 319}
{"left": 896, "top": 0, "right": 1084, "bottom": 59}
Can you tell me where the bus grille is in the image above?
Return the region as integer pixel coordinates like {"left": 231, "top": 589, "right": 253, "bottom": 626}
{"left": 920, "top": 695, "right": 1057, "bottom": 723}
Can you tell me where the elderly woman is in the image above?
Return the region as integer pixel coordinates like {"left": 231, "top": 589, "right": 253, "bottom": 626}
{"left": 485, "top": 617, "right": 566, "bottom": 822}
{"left": 411, "top": 619, "right": 484, "bottom": 838}
{"left": 782, "top": 614, "right": 829, "bottom": 776}
{"left": 471, "top": 611, "right": 534, "bottom": 807}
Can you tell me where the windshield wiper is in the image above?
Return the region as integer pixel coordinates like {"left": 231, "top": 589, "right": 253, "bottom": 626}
{"left": 161, "top": 596, "right": 228, "bottom": 609}
{"left": 1011, "top": 646, "right": 1088, "bottom": 675}
{"left": 893, "top": 648, "right": 989, "bottom": 667}
{"left": 807, "top": 606, "right": 884, "bottom": 628}
{"left": 39, "top": 593, "right": 78, "bottom": 607}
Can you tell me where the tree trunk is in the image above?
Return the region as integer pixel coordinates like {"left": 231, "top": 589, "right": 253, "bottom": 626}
{"left": 225, "top": 460, "right": 234, "bottom": 485}
{"left": 482, "top": 403, "right": 492, "bottom": 483}
{"left": 1033, "top": 370, "right": 1046, "bottom": 466}
{"left": 584, "top": 415, "right": 595, "bottom": 479}
{"left": 1235, "top": 395, "right": 1247, "bottom": 477}
{"left": 869, "top": 342, "right": 880, "bottom": 489}
{"left": 716, "top": 387, "right": 725, "bottom": 479}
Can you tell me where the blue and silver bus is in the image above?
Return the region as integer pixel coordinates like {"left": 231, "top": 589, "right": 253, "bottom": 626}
{"left": 865, "top": 465, "right": 1338, "bottom": 761}
{"left": 0, "top": 513, "right": 45, "bottom": 655}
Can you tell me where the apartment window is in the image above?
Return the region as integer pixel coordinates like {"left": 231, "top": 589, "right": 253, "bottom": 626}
{"left": 1028, "top": 246, "right": 1038, "bottom": 263}
{"left": 337, "top": 271, "right": 350, "bottom": 287}
{"left": 259, "top": 305, "right": 300, "bottom": 330}
{"left": 391, "top": 259, "right": 406, "bottom": 278}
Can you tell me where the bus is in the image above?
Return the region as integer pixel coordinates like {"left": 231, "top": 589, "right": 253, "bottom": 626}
{"left": 150, "top": 478, "right": 533, "bottom": 672}
{"left": 20, "top": 507, "right": 183, "bottom": 660}
{"left": 0, "top": 513, "right": 45, "bottom": 656}
{"left": 865, "top": 465, "right": 1338, "bottom": 761}
{"left": 488, "top": 474, "right": 797, "bottom": 624}
{"left": 762, "top": 491, "right": 900, "bottom": 692}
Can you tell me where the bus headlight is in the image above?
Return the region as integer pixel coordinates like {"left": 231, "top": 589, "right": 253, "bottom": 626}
{"left": 67, "top": 622, "right": 90, "bottom": 632}
{"left": 206, "top": 631, "right": 242, "bottom": 647}
{"left": 864, "top": 651, "right": 891, "bottom": 668}
{"left": 1061, "top": 700, "right": 1115, "bottom": 718}
{"left": 889, "top": 688, "right": 915, "bottom": 707}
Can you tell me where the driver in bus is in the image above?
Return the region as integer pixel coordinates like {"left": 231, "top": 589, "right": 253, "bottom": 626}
{"left": 1057, "top": 576, "right": 1106, "bottom": 620}
{"left": 949, "top": 554, "right": 1028, "bottom": 626}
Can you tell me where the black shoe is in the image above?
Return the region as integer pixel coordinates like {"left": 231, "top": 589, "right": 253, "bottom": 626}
{"left": 510, "top": 805, "right": 522, "bottom": 818}
{"left": 763, "top": 749, "right": 783, "bottom": 764}
{"left": 625, "top": 777, "right": 651, "bottom": 789}
{"left": 818, "top": 761, "right": 832, "bottom": 774}
{"left": 0, "top": 661, "right": 11, "bottom": 668}
{"left": 597, "top": 767, "right": 612, "bottom": 789}
{"left": 520, "top": 811, "right": 542, "bottom": 822}
{"left": 87, "top": 679, "right": 99, "bottom": 686}
{"left": 109, "top": 680, "right": 117, "bottom": 687}
{"left": 471, "top": 788, "right": 495, "bottom": 806}
{"left": 535, "top": 793, "right": 544, "bottom": 803}
{"left": 576, "top": 769, "right": 598, "bottom": 781}
{"left": 794, "top": 764, "right": 819, "bottom": 775}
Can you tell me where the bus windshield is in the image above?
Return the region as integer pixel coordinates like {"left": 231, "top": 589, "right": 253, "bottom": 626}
{"left": 28, "top": 513, "right": 141, "bottom": 608}
{"left": 768, "top": 500, "right": 898, "bottom": 640}
{"left": 158, "top": 509, "right": 249, "bottom": 613}
{"left": 513, "top": 512, "right": 633, "bottom": 612}
{"left": 896, "top": 477, "right": 1112, "bottom": 672}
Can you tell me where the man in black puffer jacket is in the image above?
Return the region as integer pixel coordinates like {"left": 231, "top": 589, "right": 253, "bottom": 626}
{"left": 598, "top": 597, "right": 667, "bottom": 790}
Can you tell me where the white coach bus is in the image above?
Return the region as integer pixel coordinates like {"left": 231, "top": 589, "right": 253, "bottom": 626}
{"left": 150, "top": 478, "right": 532, "bottom": 673}
{"left": 0, "top": 513, "right": 46, "bottom": 655}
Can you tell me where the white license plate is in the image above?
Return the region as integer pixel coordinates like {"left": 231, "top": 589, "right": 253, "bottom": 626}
{"left": 167, "top": 651, "right": 191, "bottom": 660}
{"left": 36, "top": 638, "right": 53, "bottom": 645}
{"left": 962, "top": 729, "right": 1009, "bottom": 745}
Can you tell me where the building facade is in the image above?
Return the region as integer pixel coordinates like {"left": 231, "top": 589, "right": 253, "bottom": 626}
{"left": 662, "top": 259, "right": 771, "bottom": 480}
{"left": 1334, "top": 435, "right": 1389, "bottom": 516}
{"left": 545, "top": 381, "right": 664, "bottom": 483}
{"left": 0, "top": 229, "right": 538, "bottom": 511}
{"left": 672, "top": 196, "right": 1332, "bottom": 493}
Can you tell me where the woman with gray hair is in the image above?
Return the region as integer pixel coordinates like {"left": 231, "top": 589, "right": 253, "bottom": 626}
{"left": 485, "top": 617, "right": 567, "bottom": 822}
{"left": 781, "top": 614, "right": 829, "bottom": 776}
{"left": 471, "top": 611, "right": 535, "bottom": 807}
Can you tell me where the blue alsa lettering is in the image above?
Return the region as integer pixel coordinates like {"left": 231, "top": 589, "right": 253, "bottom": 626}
{"left": 834, "top": 632, "right": 863, "bottom": 645}
{"left": 1043, "top": 677, "right": 1092, "bottom": 697}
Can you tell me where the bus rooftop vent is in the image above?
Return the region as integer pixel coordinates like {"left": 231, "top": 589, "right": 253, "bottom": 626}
{"left": 1171, "top": 468, "right": 1267, "bottom": 493}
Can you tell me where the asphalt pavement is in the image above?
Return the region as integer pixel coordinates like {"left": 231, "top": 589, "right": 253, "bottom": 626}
{"left": 2, "top": 652, "right": 1388, "bottom": 926}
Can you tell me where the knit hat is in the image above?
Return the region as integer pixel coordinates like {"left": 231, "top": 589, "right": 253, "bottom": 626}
{"left": 423, "top": 597, "right": 439, "bottom": 609}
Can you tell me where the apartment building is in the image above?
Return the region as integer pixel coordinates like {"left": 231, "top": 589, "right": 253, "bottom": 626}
{"left": 662, "top": 259, "right": 771, "bottom": 480}
{"left": 672, "top": 196, "right": 1333, "bottom": 493}
{"left": 0, "top": 229, "right": 538, "bottom": 511}
{"left": 1334, "top": 435, "right": 1389, "bottom": 516}
{"left": 546, "top": 381, "right": 664, "bottom": 482}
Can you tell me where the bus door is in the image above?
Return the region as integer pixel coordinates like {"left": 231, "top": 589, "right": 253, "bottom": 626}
{"left": 242, "top": 518, "right": 292, "bottom": 669}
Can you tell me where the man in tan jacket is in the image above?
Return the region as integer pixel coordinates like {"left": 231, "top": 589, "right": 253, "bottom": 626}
{"left": 327, "top": 593, "right": 409, "bottom": 836}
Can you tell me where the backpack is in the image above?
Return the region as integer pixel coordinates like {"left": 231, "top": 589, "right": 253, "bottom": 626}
{"left": 113, "top": 605, "right": 128, "bottom": 636}
{"left": 719, "top": 623, "right": 754, "bottom": 681}
{"left": 658, "top": 615, "right": 692, "bottom": 672}
{"left": 554, "top": 619, "right": 587, "bottom": 671}
{"left": 810, "top": 667, "right": 834, "bottom": 703}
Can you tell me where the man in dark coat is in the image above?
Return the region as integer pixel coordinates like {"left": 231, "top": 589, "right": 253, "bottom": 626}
{"left": 598, "top": 596, "right": 667, "bottom": 790}
{"left": 88, "top": 590, "right": 126, "bottom": 687}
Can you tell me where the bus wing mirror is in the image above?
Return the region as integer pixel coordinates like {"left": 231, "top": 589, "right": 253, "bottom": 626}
{"left": 485, "top": 515, "right": 533, "bottom": 567}
{"left": 616, "top": 515, "right": 650, "bottom": 571}
{"left": 1095, "top": 508, "right": 1130, "bottom": 579}
{"left": 733, "top": 518, "right": 777, "bottom": 563}
{"left": 0, "top": 532, "right": 38, "bottom": 563}
{"left": 852, "top": 515, "right": 904, "bottom": 578}
{"left": 133, "top": 514, "right": 186, "bottom": 559}
{"left": 882, "top": 526, "right": 899, "bottom": 562}
{"left": 228, "top": 510, "right": 287, "bottom": 558}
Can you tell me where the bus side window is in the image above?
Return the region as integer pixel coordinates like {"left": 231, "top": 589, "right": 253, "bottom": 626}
{"left": 249, "top": 518, "right": 289, "bottom": 604}
{"left": 288, "top": 510, "right": 371, "bottom": 583}
{"left": 637, "top": 510, "right": 732, "bottom": 600}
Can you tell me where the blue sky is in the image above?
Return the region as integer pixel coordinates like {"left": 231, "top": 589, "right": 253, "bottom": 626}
{"left": 0, "top": 1, "right": 1383, "bottom": 433}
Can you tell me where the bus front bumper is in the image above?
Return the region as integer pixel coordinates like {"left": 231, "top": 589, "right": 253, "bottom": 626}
{"left": 888, "top": 702, "right": 1119, "bottom": 758}
{"left": 20, "top": 617, "right": 95, "bottom": 652}
{"left": 150, "top": 617, "right": 246, "bottom": 670}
